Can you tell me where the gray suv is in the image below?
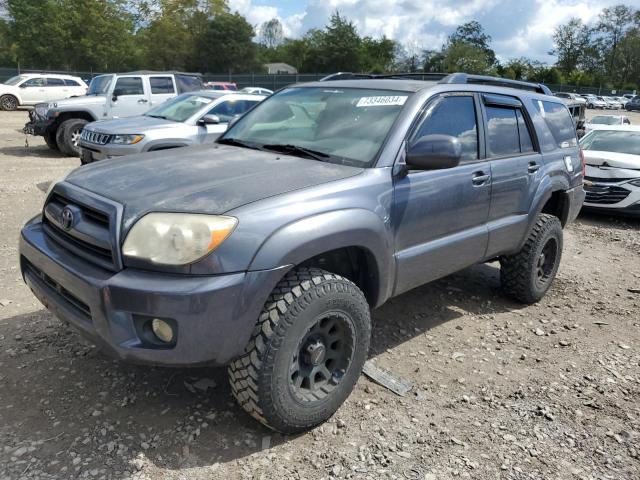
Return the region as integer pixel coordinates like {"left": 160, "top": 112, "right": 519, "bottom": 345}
{"left": 19, "top": 73, "right": 585, "bottom": 433}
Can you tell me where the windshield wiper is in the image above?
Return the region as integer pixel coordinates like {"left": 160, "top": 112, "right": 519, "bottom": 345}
{"left": 146, "top": 114, "right": 169, "bottom": 120}
{"left": 217, "top": 137, "right": 262, "bottom": 151}
{"left": 261, "top": 144, "right": 331, "bottom": 162}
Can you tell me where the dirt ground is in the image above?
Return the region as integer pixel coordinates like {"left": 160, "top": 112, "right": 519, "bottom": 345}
{"left": 0, "top": 108, "right": 639, "bottom": 480}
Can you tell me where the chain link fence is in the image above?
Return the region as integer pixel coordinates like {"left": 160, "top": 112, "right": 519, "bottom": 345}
{"left": 1, "top": 67, "right": 635, "bottom": 96}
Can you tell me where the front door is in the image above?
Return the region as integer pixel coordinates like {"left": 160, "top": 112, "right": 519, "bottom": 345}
{"left": 393, "top": 93, "right": 492, "bottom": 295}
{"left": 109, "top": 76, "right": 148, "bottom": 118}
{"left": 19, "top": 77, "right": 48, "bottom": 104}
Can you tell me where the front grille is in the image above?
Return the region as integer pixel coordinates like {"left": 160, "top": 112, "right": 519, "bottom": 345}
{"left": 585, "top": 176, "right": 634, "bottom": 184}
{"left": 584, "top": 184, "right": 631, "bottom": 205}
{"left": 43, "top": 193, "right": 118, "bottom": 271}
{"left": 23, "top": 259, "right": 91, "bottom": 321}
{"left": 80, "top": 129, "right": 112, "bottom": 145}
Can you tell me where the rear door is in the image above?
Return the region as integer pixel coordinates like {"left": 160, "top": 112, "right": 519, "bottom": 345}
{"left": 480, "top": 94, "right": 542, "bottom": 258}
{"left": 147, "top": 75, "right": 176, "bottom": 108}
{"left": 392, "top": 93, "right": 492, "bottom": 295}
{"left": 109, "top": 76, "right": 148, "bottom": 117}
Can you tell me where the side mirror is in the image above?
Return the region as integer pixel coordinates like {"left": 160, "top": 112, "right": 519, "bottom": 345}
{"left": 227, "top": 115, "right": 240, "bottom": 128}
{"left": 19, "top": 83, "right": 27, "bottom": 89}
{"left": 112, "top": 89, "right": 122, "bottom": 102}
{"left": 199, "top": 114, "right": 220, "bottom": 125}
{"left": 406, "top": 134, "right": 462, "bottom": 170}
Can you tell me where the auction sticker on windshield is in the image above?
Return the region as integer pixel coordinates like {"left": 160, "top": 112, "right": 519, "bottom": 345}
{"left": 356, "top": 96, "right": 408, "bottom": 107}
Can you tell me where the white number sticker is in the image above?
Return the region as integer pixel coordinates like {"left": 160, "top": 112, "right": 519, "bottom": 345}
{"left": 356, "top": 96, "right": 408, "bottom": 107}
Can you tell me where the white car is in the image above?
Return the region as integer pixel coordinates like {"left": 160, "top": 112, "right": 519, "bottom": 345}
{"left": 580, "top": 125, "right": 640, "bottom": 217}
{"left": 603, "top": 96, "right": 622, "bottom": 109}
{"left": 0, "top": 73, "right": 87, "bottom": 111}
{"left": 241, "top": 87, "right": 274, "bottom": 95}
{"left": 585, "top": 95, "right": 608, "bottom": 109}
{"left": 554, "top": 92, "right": 586, "bottom": 104}
{"left": 585, "top": 114, "right": 631, "bottom": 133}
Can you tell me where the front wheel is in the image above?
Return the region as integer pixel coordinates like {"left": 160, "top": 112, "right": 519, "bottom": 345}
{"left": 0, "top": 94, "right": 18, "bottom": 111}
{"left": 229, "top": 268, "right": 371, "bottom": 433}
{"left": 56, "top": 118, "right": 88, "bottom": 157}
{"left": 500, "top": 214, "right": 563, "bottom": 304}
{"left": 43, "top": 131, "right": 59, "bottom": 151}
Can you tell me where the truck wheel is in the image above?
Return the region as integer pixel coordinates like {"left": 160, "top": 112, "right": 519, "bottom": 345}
{"left": 228, "top": 268, "right": 371, "bottom": 433}
{"left": 0, "top": 94, "right": 18, "bottom": 111}
{"left": 43, "top": 131, "right": 59, "bottom": 151}
{"left": 56, "top": 119, "right": 88, "bottom": 157}
{"left": 500, "top": 214, "right": 563, "bottom": 304}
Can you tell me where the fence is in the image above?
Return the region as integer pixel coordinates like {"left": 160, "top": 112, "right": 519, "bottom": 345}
{"left": 1, "top": 67, "right": 636, "bottom": 96}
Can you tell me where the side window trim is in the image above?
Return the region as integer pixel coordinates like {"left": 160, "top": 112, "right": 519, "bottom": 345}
{"left": 406, "top": 91, "right": 484, "bottom": 165}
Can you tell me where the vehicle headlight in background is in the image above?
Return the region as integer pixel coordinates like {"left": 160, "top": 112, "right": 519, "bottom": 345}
{"left": 628, "top": 179, "right": 640, "bottom": 187}
{"left": 112, "top": 134, "right": 144, "bottom": 145}
{"left": 122, "top": 213, "right": 237, "bottom": 265}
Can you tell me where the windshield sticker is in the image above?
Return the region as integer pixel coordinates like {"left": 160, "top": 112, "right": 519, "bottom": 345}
{"left": 356, "top": 96, "right": 408, "bottom": 107}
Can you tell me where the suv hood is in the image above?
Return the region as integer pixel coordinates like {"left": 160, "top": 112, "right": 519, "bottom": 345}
{"left": 87, "top": 115, "right": 176, "bottom": 133}
{"left": 53, "top": 95, "right": 105, "bottom": 108}
{"left": 65, "top": 144, "right": 363, "bottom": 229}
{"left": 584, "top": 150, "right": 640, "bottom": 170}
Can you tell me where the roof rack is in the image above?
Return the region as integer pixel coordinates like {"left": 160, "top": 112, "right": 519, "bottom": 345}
{"left": 318, "top": 71, "right": 552, "bottom": 95}
{"left": 439, "top": 73, "right": 552, "bottom": 95}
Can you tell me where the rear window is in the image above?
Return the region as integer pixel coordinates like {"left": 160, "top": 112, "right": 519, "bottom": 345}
{"left": 532, "top": 100, "right": 577, "bottom": 149}
{"left": 175, "top": 75, "right": 202, "bottom": 93}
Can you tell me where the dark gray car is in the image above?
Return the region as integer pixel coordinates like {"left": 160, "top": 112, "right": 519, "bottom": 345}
{"left": 19, "top": 73, "right": 585, "bottom": 433}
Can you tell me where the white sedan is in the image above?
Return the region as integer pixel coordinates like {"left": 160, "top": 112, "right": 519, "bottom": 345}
{"left": 585, "top": 114, "right": 631, "bottom": 133}
{"left": 580, "top": 125, "right": 640, "bottom": 217}
{"left": 0, "top": 74, "right": 87, "bottom": 111}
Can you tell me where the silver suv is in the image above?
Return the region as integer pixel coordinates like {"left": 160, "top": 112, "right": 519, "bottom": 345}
{"left": 24, "top": 71, "right": 202, "bottom": 156}
{"left": 79, "top": 91, "right": 264, "bottom": 164}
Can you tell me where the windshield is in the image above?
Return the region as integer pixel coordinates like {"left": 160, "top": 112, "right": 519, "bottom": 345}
{"left": 4, "top": 75, "right": 27, "bottom": 86}
{"left": 590, "top": 116, "right": 620, "bottom": 125}
{"left": 580, "top": 130, "right": 640, "bottom": 156}
{"left": 87, "top": 75, "right": 114, "bottom": 95}
{"left": 220, "top": 87, "right": 409, "bottom": 167}
{"left": 144, "top": 93, "right": 214, "bottom": 122}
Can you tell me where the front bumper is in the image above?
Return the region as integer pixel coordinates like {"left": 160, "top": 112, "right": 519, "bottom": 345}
{"left": 583, "top": 176, "right": 640, "bottom": 217}
{"left": 79, "top": 139, "right": 143, "bottom": 161}
{"left": 20, "top": 217, "right": 289, "bottom": 366}
{"left": 24, "top": 108, "right": 54, "bottom": 136}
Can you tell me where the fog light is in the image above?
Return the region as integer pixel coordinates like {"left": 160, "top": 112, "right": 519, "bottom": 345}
{"left": 151, "top": 319, "right": 174, "bottom": 343}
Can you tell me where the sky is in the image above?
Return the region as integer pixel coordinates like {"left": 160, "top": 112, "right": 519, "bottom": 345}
{"left": 228, "top": 0, "right": 638, "bottom": 63}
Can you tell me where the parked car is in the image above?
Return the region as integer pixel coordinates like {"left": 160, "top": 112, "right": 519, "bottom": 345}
{"left": 24, "top": 71, "right": 203, "bottom": 156}
{"left": 241, "top": 87, "right": 273, "bottom": 95}
{"left": 615, "top": 96, "right": 629, "bottom": 107}
{"left": 554, "top": 92, "right": 586, "bottom": 104}
{"left": 79, "top": 91, "right": 264, "bottom": 164}
{"left": 19, "top": 73, "right": 584, "bottom": 433}
{"left": 585, "top": 95, "right": 607, "bottom": 109}
{"left": 585, "top": 114, "right": 630, "bottom": 133}
{"left": 0, "top": 73, "right": 87, "bottom": 111}
{"left": 204, "top": 81, "right": 237, "bottom": 91}
{"left": 623, "top": 93, "right": 636, "bottom": 100}
{"left": 602, "top": 96, "right": 622, "bottom": 109}
{"left": 581, "top": 125, "right": 640, "bottom": 217}
{"left": 562, "top": 99, "right": 586, "bottom": 137}
{"left": 625, "top": 96, "right": 640, "bottom": 112}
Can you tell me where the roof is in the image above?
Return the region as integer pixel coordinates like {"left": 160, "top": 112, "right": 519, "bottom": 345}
{"left": 116, "top": 70, "right": 202, "bottom": 77}
{"left": 19, "top": 72, "right": 83, "bottom": 79}
{"left": 296, "top": 79, "right": 438, "bottom": 92}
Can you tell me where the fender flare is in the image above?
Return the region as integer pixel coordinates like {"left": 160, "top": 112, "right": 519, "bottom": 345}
{"left": 249, "top": 209, "right": 395, "bottom": 307}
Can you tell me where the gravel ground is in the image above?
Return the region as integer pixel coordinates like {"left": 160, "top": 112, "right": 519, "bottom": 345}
{"left": 0, "top": 108, "right": 639, "bottom": 480}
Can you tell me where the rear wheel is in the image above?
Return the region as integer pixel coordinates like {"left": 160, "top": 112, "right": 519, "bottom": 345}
{"left": 0, "top": 94, "right": 18, "bottom": 111}
{"left": 56, "top": 118, "right": 88, "bottom": 157}
{"left": 500, "top": 214, "right": 563, "bottom": 304}
{"left": 228, "top": 268, "right": 371, "bottom": 433}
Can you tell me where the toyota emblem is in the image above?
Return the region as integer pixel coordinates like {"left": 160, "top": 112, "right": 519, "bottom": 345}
{"left": 60, "top": 207, "right": 74, "bottom": 230}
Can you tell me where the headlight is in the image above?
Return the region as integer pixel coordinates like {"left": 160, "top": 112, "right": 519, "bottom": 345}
{"left": 628, "top": 179, "right": 640, "bottom": 187}
{"left": 112, "top": 134, "right": 144, "bottom": 145}
{"left": 122, "top": 213, "right": 237, "bottom": 265}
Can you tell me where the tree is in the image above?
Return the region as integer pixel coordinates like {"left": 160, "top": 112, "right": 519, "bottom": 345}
{"left": 448, "top": 21, "right": 496, "bottom": 66}
{"left": 361, "top": 36, "right": 396, "bottom": 72}
{"left": 310, "top": 12, "right": 363, "bottom": 72}
{"left": 192, "top": 12, "right": 257, "bottom": 73}
{"left": 551, "top": 18, "right": 591, "bottom": 75}
{"left": 613, "top": 27, "right": 640, "bottom": 88}
{"left": 0, "top": 18, "right": 14, "bottom": 66}
{"left": 442, "top": 41, "right": 492, "bottom": 74}
{"left": 596, "top": 4, "right": 635, "bottom": 75}
{"left": 260, "top": 18, "right": 284, "bottom": 49}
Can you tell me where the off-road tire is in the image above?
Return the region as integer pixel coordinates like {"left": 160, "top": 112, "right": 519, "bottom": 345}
{"left": 56, "top": 118, "right": 88, "bottom": 157}
{"left": 43, "top": 131, "right": 59, "bottom": 151}
{"left": 0, "top": 94, "right": 18, "bottom": 111}
{"left": 500, "top": 214, "right": 563, "bottom": 304}
{"left": 228, "top": 268, "right": 371, "bottom": 433}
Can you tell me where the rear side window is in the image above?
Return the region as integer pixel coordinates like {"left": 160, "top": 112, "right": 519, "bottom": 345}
{"left": 150, "top": 77, "right": 175, "bottom": 94}
{"left": 516, "top": 110, "right": 534, "bottom": 153}
{"left": 45, "top": 78, "right": 65, "bottom": 87}
{"left": 413, "top": 95, "right": 478, "bottom": 163}
{"left": 64, "top": 79, "right": 81, "bottom": 87}
{"left": 114, "top": 77, "right": 144, "bottom": 95}
{"left": 175, "top": 75, "right": 203, "bottom": 93}
{"left": 532, "top": 100, "right": 577, "bottom": 148}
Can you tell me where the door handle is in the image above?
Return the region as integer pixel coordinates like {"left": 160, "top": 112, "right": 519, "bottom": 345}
{"left": 472, "top": 172, "right": 490, "bottom": 185}
{"left": 138, "top": 99, "right": 148, "bottom": 104}
{"left": 528, "top": 162, "right": 540, "bottom": 173}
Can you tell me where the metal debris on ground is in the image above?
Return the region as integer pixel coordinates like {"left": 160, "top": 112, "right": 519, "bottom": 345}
{"left": 362, "top": 361, "right": 412, "bottom": 396}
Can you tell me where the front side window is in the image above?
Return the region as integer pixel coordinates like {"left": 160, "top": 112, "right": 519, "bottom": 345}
{"left": 45, "top": 78, "right": 65, "bottom": 87}
{"left": 114, "top": 77, "right": 144, "bottom": 96}
{"left": 144, "top": 93, "right": 215, "bottom": 122}
{"left": 221, "top": 87, "right": 409, "bottom": 167}
{"left": 532, "top": 100, "right": 578, "bottom": 148}
{"left": 150, "top": 77, "right": 175, "bottom": 94}
{"left": 208, "top": 99, "right": 259, "bottom": 122}
{"left": 22, "top": 77, "right": 45, "bottom": 87}
{"left": 412, "top": 95, "right": 478, "bottom": 163}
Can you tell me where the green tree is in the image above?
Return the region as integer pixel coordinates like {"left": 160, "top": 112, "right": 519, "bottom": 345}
{"left": 551, "top": 18, "right": 591, "bottom": 75}
{"left": 309, "top": 12, "right": 363, "bottom": 72}
{"left": 0, "top": 18, "right": 15, "bottom": 65}
{"left": 595, "top": 4, "right": 635, "bottom": 75}
{"left": 448, "top": 21, "right": 496, "bottom": 66}
{"left": 361, "top": 36, "right": 396, "bottom": 72}
{"left": 442, "top": 41, "right": 492, "bottom": 74}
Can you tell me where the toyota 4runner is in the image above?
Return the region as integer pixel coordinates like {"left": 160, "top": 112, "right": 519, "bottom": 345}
{"left": 24, "top": 71, "right": 202, "bottom": 156}
{"left": 19, "top": 73, "right": 585, "bottom": 433}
